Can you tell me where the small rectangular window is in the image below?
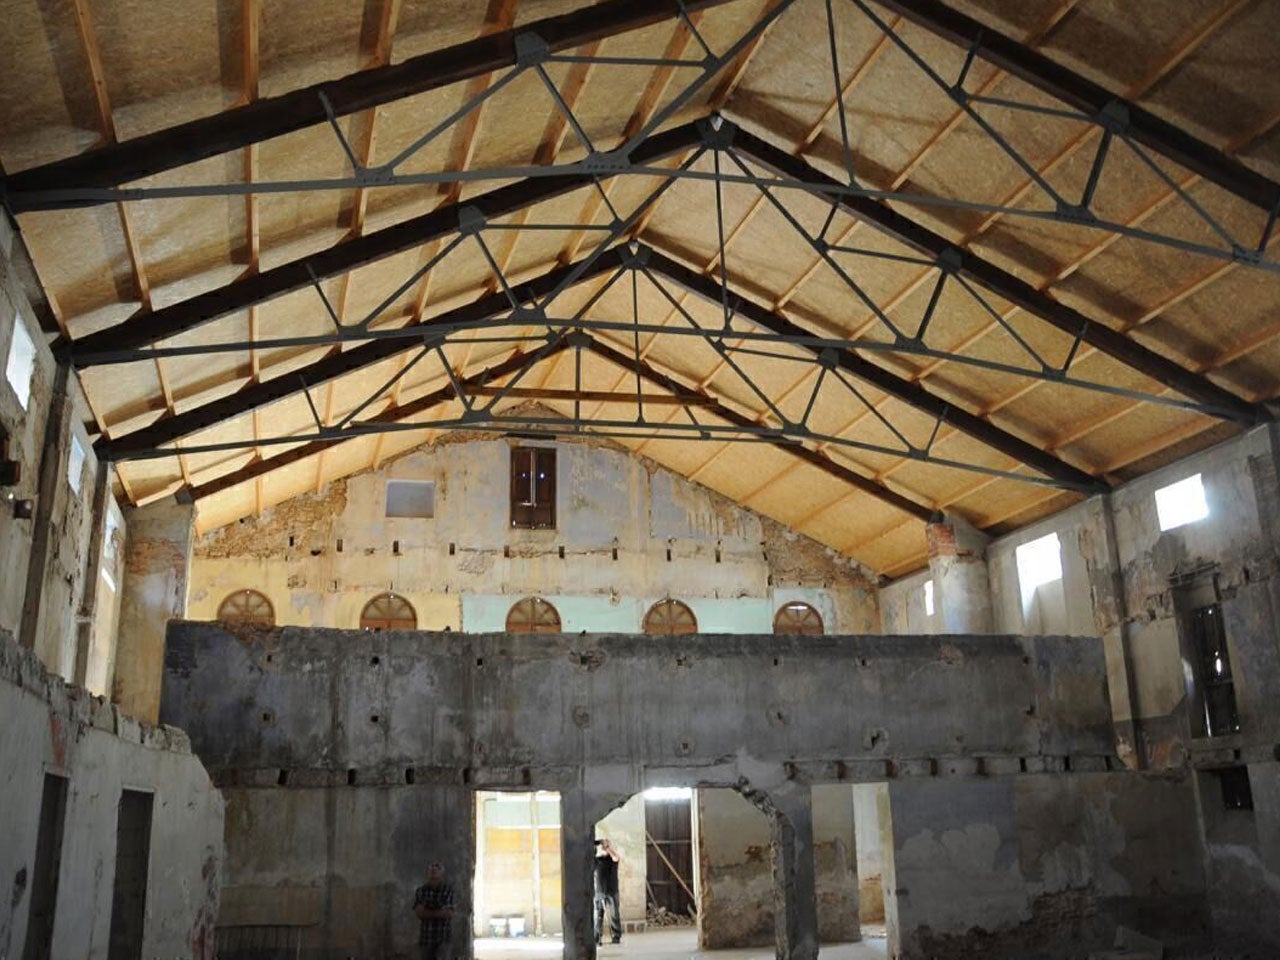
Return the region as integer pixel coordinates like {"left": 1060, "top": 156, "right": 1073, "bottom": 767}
{"left": 5, "top": 314, "right": 36, "bottom": 411}
{"left": 1188, "top": 602, "right": 1240, "bottom": 737}
{"left": 923, "top": 579, "right": 935, "bottom": 617}
{"left": 1016, "top": 532, "right": 1062, "bottom": 605}
{"left": 385, "top": 479, "right": 435, "bottom": 518}
{"left": 510, "top": 446, "right": 556, "bottom": 529}
{"left": 1155, "top": 473, "right": 1209, "bottom": 531}
{"left": 67, "top": 435, "right": 86, "bottom": 494}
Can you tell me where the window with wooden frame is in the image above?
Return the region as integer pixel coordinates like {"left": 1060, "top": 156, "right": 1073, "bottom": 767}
{"left": 643, "top": 599, "right": 697, "bottom": 636}
{"left": 217, "top": 589, "right": 275, "bottom": 626}
{"left": 360, "top": 593, "right": 417, "bottom": 632}
{"left": 506, "top": 597, "right": 562, "bottom": 634}
{"left": 510, "top": 446, "right": 556, "bottom": 529}
{"left": 773, "top": 601, "right": 824, "bottom": 635}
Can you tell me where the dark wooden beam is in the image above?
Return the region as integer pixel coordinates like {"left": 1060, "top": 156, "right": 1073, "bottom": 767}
{"left": 67, "top": 122, "right": 700, "bottom": 365}
{"left": 642, "top": 245, "right": 1108, "bottom": 494}
{"left": 4, "top": 0, "right": 739, "bottom": 202}
{"left": 585, "top": 337, "right": 936, "bottom": 521}
{"left": 730, "top": 122, "right": 1264, "bottom": 425}
{"left": 97, "top": 248, "right": 627, "bottom": 460}
{"left": 871, "top": 0, "right": 1280, "bottom": 214}
{"left": 186, "top": 340, "right": 572, "bottom": 501}
{"left": 469, "top": 386, "right": 716, "bottom": 405}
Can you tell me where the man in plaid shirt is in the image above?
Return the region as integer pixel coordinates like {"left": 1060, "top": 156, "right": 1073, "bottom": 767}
{"left": 413, "top": 862, "right": 456, "bottom": 960}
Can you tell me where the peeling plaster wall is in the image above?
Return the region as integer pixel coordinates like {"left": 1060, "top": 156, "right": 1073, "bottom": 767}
{"left": 0, "top": 216, "right": 119, "bottom": 688}
{"left": 0, "top": 629, "right": 224, "bottom": 960}
{"left": 884, "top": 425, "right": 1280, "bottom": 955}
{"left": 188, "top": 440, "right": 879, "bottom": 635}
{"left": 888, "top": 774, "right": 1208, "bottom": 959}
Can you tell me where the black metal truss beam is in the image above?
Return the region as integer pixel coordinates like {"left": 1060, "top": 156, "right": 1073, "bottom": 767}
{"left": 65, "top": 122, "right": 700, "bottom": 365}
{"left": 728, "top": 122, "right": 1265, "bottom": 425}
{"left": 96, "top": 249, "right": 627, "bottom": 461}
{"left": 641, "top": 245, "right": 1106, "bottom": 494}
{"left": 871, "top": 0, "right": 1280, "bottom": 215}
{"left": 584, "top": 337, "right": 934, "bottom": 521}
{"left": 2, "top": 0, "right": 739, "bottom": 201}
{"left": 186, "top": 341, "right": 573, "bottom": 501}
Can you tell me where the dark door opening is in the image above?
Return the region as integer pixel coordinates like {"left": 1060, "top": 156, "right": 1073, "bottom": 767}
{"left": 108, "top": 790, "right": 154, "bottom": 960}
{"left": 23, "top": 773, "right": 69, "bottom": 960}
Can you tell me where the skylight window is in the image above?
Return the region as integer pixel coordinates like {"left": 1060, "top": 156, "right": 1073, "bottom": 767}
{"left": 4, "top": 315, "right": 36, "bottom": 410}
{"left": 1016, "top": 532, "right": 1062, "bottom": 606}
{"left": 643, "top": 787, "right": 693, "bottom": 801}
{"left": 66, "top": 435, "right": 85, "bottom": 494}
{"left": 1155, "top": 474, "right": 1208, "bottom": 532}
{"left": 923, "top": 579, "right": 935, "bottom": 617}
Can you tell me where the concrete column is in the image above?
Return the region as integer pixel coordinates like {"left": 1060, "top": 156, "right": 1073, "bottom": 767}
{"left": 926, "top": 514, "right": 993, "bottom": 633}
{"left": 17, "top": 361, "right": 70, "bottom": 653}
{"left": 113, "top": 496, "right": 194, "bottom": 723}
{"left": 1099, "top": 495, "right": 1143, "bottom": 768}
{"left": 559, "top": 787, "right": 627, "bottom": 960}
{"left": 767, "top": 784, "right": 819, "bottom": 960}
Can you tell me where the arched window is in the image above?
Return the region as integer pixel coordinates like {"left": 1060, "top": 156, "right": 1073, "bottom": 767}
{"left": 773, "top": 601, "right": 824, "bottom": 636}
{"left": 643, "top": 599, "right": 697, "bottom": 636}
{"left": 360, "top": 593, "right": 417, "bottom": 632}
{"left": 506, "top": 597, "right": 562, "bottom": 634}
{"left": 217, "top": 589, "right": 275, "bottom": 626}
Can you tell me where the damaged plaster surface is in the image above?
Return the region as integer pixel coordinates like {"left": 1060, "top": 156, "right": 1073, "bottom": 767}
{"left": 0, "top": 629, "right": 223, "bottom": 960}
{"left": 189, "top": 439, "right": 880, "bottom": 635}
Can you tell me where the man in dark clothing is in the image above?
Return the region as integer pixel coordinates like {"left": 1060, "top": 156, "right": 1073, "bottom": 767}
{"left": 593, "top": 838, "right": 622, "bottom": 945}
{"left": 413, "top": 862, "right": 456, "bottom": 960}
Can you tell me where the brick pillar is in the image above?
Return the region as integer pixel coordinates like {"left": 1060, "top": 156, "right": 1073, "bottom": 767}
{"left": 926, "top": 514, "right": 993, "bottom": 634}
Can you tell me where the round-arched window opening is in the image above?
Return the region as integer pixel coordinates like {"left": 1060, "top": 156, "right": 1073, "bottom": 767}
{"left": 773, "top": 601, "right": 824, "bottom": 636}
{"left": 643, "top": 599, "right": 697, "bottom": 636}
{"left": 217, "top": 589, "right": 275, "bottom": 626}
{"left": 360, "top": 593, "right": 417, "bottom": 632}
{"left": 506, "top": 597, "right": 562, "bottom": 634}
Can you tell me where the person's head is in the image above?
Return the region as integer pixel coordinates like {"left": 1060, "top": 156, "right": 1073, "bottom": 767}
{"left": 426, "top": 861, "right": 445, "bottom": 884}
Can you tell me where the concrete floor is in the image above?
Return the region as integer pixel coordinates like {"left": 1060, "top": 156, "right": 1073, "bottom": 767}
{"left": 474, "top": 929, "right": 889, "bottom": 958}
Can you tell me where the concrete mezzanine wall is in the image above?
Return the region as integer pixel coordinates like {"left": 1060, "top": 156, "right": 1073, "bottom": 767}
{"left": 0, "top": 214, "right": 124, "bottom": 696}
{"left": 0, "top": 629, "right": 224, "bottom": 959}
{"left": 188, "top": 439, "right": 877, "bottom": 636}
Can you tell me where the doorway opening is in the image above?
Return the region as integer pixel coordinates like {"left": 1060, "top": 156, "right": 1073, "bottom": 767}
{"left": 473, "top": 790, "right": 562, "bottom": 945}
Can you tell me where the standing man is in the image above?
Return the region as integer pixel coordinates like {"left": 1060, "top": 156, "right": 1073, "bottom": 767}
{"left": 594, "top": 837, "right": 623, "bottom": 946}
{"left": 413, "top": 861, "right": 456, "bottom": 960}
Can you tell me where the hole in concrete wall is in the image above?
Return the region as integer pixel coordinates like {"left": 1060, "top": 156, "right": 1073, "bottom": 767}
{"left": 1019, "top": 758, "right": 1028, "bottom": 773}
{"left": 277, "top": 770, "right": 289, "bottom": 786}
{"left": 265, "top": 654, "right": 273, "bottom": 663}
{"left": 310, "top": 547, "right": 322, "bottom": 557}
{"left": 715, "top": 546, "right": 721, "bottom": 563}
{"left": 393, "top": 540, "right": 401, "bottom": 556}
{"left": 370, "top": 656, "right": 380, "bottom": 666}
{"left": 449, "top": 542, "right": 456, "bottom": 556}
{"left": 558, "top": 545, "right": 565, "bottom": 559}
{"left": 370, "top": 714, "right": 380, "bottom": 724}
{"left": 347, "top": 769, "right": 357, "bottom": 786}
{"left": 288, "top": 536, "right": 295, "bottom": 548}
{"left": 1063, "top": 756, "right": 1073, "bottom": 772}
{"left": 405, "top": 768, "right": 415, "bottom": 785}
{"left": 1213, "top": 766, "right": 1254, "bottom": 811}
{"left": 666, "top": 547, "right": 672, "bottom": 562}
{"left": 611, "top": 547, "right": 618, "bottom": 561}
{"left": 476, "top": 658, "right": 484, "bottom": 667}
{"left": 773, "top": 657, "right": 780, "bottom": 666}
{"left": 336, "top": 538, "right": 343, "bottom": 552}
{"left": 260, "top": 710, "right": 274, "bottom": 725}
{"left": 504, "top": 545, "right": 511, "bottom": 559}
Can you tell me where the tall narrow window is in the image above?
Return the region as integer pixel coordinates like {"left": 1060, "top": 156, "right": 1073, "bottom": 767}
{"left": 923, "top": 579, "right": 935, "bottom": 617}
{"left": 1016, "top": 532, "right": 1062, "bottom": 607}
{"left": 360, "top": 593, "right": 417, "bottom": 632}
{"left": 773, "top": 602, "right": 823, "bottom": 635}
{"left": 217, "top": 589, "right": 275, "bottom": 626}
{"left": 643, "top": 599, "right": 697, "bottom": 636}
{"left": 511, "top": 447, "right": 556, "bottom": 529}
{"left": 5, "top": 315, "right": 36, "bottom": 410}
{"left": 23, "top": 774, "right": 68, "bottom": 960}
{"left": 66, "top": 435, "right": 86, "bottom": 494}
{"left": 506, "top": 597, "right": 562, "bottom": 634}
{"left": 1189, "top": 603, "right": 1240, "bottom": 737}
{"left": 108, "top": 790, "right": 154, "bottom": 960}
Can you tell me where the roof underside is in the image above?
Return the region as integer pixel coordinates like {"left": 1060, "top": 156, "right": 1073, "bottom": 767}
{"left": 2, "top": 0, "right": 1279, "bottom": 577}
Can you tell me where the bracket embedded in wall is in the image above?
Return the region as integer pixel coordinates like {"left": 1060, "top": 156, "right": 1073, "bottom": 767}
{"left": 13, "top": 497, "right": 34, "bottom": 519}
